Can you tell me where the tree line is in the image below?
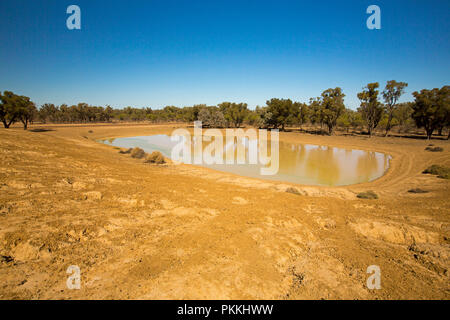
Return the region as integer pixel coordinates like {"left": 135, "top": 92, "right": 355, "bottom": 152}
{"left": 1, "top": 81, "right": 449, "bottom": 139}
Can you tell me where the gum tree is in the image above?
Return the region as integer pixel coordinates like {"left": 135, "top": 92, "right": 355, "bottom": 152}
{"left": 382, "top": 80, "right": 408, "bottom": 136}
{"left": 293, "top": 101, "right": 309, "bottom": 129}
{"left": 218, "top": 102, "right": 248, "bottom": 128}
{"left": 320, "top": 87, "right": 346, "bottom": 135}
{"left": 357, "top": 83, "right": 384, "bottom": 137}
{"left": 17, "top": 96, "right": 37, "bottom": 130}
{"left": 411, "top": 86, "right": 449, "bottom": 140}
{"left": 0, "top": 91, "right": 21, "bottom": 128}
{"left": 264, "top": 98, "right": 294, "bottom": 131}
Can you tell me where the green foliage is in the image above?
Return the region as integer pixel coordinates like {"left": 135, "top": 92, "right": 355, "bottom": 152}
{"left": 0, "top": 91, "right": 21, "bottom": 128}
{"left": 0, "top": 91, "right": 37, "bottom": 129}
{"left": 412, "top": 86, "right": 449, "bottom": 139}
{"left": 393, "top": 102, "right": 414, "bottom": 132}
{"left": 337, "top": 109, "right": 354, "bottom": 132}
{"left": 264, "top": 98, "right": 295, "bottom": 130}
{"left": 308, "top": 97, "right": 323, "bottom": 126}
{"left": 17, "top": 96, "right": 37, "bottom": 130}
{"left": 2, "top": 83, "right": 448, "bottom": 137}
{"left": 382, "top": 80, "right": 408, "bottom": 136}
{"left": 320, "top": 87, "right": 346, "bottom": 135}
{"left": 218, "top": 102, "right": 248, "bottom": 128}
{"left": 357, "top": 83, "right": 384, "bottom": 137}
{"left": 293, "top": 102, "right": 309, "bottom": 127}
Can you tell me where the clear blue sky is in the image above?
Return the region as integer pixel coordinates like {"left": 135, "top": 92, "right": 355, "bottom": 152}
{"left": 0, "top": 0, "right": 449, "bottom": 110}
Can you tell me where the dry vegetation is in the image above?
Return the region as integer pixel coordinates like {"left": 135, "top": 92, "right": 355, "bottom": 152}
{"left": 0, "top": 123, "right": 449, "bottom": 300}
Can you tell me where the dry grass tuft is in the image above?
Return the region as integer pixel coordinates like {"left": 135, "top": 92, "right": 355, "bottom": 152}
{"left": 408, "top": 188, "right": 429, "bottom": 194}
{"left": 286, "top": 187, "right": 301, "bottom": 195}
{"left": 357, "top": 191, "right": 378, "bottom": 199}
{"left": 130, "top": 147, "right": 146, "bottom": 159}
{"left": 144, "top": 151, "right": 166, "bottom": 164}
{"left": 119, "top": 148, "right": 132, "bottom": 154}
{"left": 425, "top": 146, "right": 443, "bottom": 152}
{"left": 423, "top": 165, "right": 450, "bottom": 179}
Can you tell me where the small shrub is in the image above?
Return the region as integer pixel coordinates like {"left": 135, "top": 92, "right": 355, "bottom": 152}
{"left": 408, "top": 188, "right": 429, "bottom": 194}
{"left": 423, "top": 165, "right": 450, "bottom": 179}
{"left": 130, "top": 147, "right": 146, "bottom": 159}
{"left": 286, "top": 187, "right": 301, "bottom": 195}
{"left": 144, "top": 151, "right": 166, "bottom": 164}
{"left": 88, "top": 130, "right": 93, "bottom": 133}
{"left": 119, "top": 148, "right": 132, "bottom": 154}
{"left": 357, "top": 191, "right": 378, "bottom": 199}
{"left": 425, "top": 146, "right": 443, "bottom": 152}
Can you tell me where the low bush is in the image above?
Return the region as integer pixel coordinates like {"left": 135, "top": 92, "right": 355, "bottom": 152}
{"left": 285, "top": 187, "right": 301, "bottom": 195}
{"left": 119, "top": 148, "right": 132, "bottom": 154}
{"left": 130, "top": 147, "right": 146, "bottom": 159}
{"left": 357, "top": 191, "right": 378, "bottom": 199}
{"left": 422, "top": 165, "right": 450, "bottom": 179}
{"left": 144, "top": 151, "right": 166, "bottom": 164}
{"left": 408, "top": 188, "right": 429, "bottom": 194}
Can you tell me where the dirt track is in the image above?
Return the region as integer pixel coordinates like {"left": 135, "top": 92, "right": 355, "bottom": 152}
{"left": 0, "top": 124, "right": 449, "bottom": 299}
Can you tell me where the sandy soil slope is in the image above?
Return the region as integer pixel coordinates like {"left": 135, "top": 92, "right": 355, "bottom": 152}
{"left": 0, "top": 124, "right": 449, "bottom": 299}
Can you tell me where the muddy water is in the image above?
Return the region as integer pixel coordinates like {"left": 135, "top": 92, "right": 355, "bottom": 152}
{"left": 100, "top": 135, "right": 391, "bottom": 186}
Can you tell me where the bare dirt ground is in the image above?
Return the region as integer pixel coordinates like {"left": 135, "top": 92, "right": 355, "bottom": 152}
{"left": 0, "top": 123, "right": 449, "bottom": 299}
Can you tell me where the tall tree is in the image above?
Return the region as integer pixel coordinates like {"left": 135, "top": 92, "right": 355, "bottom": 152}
{"left": 265, "top": 98, "right": 294, "bottom": 131}
{"left": 218, "top": 102, "right": 248, "bottom": 128}
{"left": 17, "top": 96, "right": 37, "bottom": 130}
{"left": 293, "top": 102, "right": 309, "bottom": 128}
{"left": 320, "top": 87, "right": 346, "bottom": 135}
{"left": 357, "top": 83, "right": 384, "bottom": 137}
{"left": 39, "top": 103, "right": 59, "bottom": 123}
{"left": 308, "top": 97, "right": 323, "bottom": 129}
{"left": 382, "top": 80, "right": 408, "bottom": 136}
{"left": 392, "top": 102, "right": 414, "bottom": 133}
{"left": 0, "top": 91, "right": 21, "bottom": 128}
{"left": 438, "top": 86, "right": 450, "bottom": 139}
{"left": 411, "top": 86, "right": 449, "bottom": 140}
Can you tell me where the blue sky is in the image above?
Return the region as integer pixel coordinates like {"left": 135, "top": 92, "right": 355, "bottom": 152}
{"left": 0, "top": 0, "right": 449, "bottom": 110}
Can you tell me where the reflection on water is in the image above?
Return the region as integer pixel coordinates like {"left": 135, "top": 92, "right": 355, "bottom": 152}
{"left": 99, "top": 135, "right": 390, "bottom": 186}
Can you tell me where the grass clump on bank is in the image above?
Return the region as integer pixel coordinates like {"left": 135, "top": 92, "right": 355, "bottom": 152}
{"left": 144, "top": 151, "right": 166, "bottom": 164}
{"left": 425, "top": 146, "right": 443, "bottom": 152}
{"left": 357, "top": 191, "right": 378, "bottom": 199}
{"left": 119, "top": 148, "right": 132, "bottom": 154}
{"left": 130, "top": 147, "right": 146, "bottom": 159}
{"left": 286, "top": 187, "right": 301, "bottom": 195}
{"left": 408, "top": 188, "right": 429, "bottom": 194}
{"left": 422, "top": 165, "right": 450, "bottom": 179}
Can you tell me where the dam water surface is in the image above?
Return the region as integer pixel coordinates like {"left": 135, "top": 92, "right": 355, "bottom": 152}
{"left": 100, "top": 134, "right": 391, "bottom": 186}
